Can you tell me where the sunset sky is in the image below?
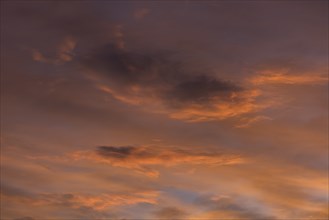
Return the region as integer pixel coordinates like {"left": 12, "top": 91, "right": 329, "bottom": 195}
{"left": 1, "top": 1, "right": 328, "bottom": 219}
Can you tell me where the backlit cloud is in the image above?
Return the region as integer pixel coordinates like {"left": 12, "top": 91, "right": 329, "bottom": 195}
{"left": 71, "top": 145, "right": 246, "bottom": 177}
{"left": 250, "top": 69, "right": 328, "bottom": 85}
{"left": 82, "top": 44, "right": 269, "bottom": 122}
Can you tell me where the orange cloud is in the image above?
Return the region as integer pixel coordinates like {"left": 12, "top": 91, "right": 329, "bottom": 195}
{"left": 168, "top": 90, "right": 267, "bottom": 122}
{"left": 2, "top": 191, "right": 159, "bottom": 211}
{"left": 97, "top": 84, "right": 145, "bottom": 105}
{"left": 95, "top": 81, "right": 269, "bottom": 123}
{"left": 70, "top": 145, "right": 247, "bottom": 177}
{"left": 32, "top": 36, "right": 76, "bottom": 64}
{"left": 250, "top": 70, "right": 328, "bottom": 85}
{"left": 31, "top": 49, "right": 52, "bottom": 63}
{"left": 235, "top": 115, "right": 272, "bottom": 128}
{"left": 81, "top": 44, "right": 275, "bottom": 124}
{"left": 56, "top": 36, "right": 76, "bottom": 62}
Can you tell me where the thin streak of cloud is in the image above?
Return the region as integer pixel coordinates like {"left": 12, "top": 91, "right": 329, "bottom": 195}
{"left": 250, "top": 70, "right": 328, "bottom": 85}
{"left": 235, "top": 115, "right": 272, "bottom": 128}
{"left": 2, "top": 191, "right": 159, "bottom": 211}
{"left": 73, "top": 146, "right": 246, "bottom": 177}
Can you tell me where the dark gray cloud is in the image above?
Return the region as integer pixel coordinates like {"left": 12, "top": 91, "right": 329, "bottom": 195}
{"left": 167, "top": 75, "right": 242, "bottom": 107}
{"left": 81, "top": 44, "right": 243, "bottom": 107}
{"left": 81, "top": 44, "right": 184, "bottom": 85}
{"left": 94, "top": 145, "right": 233, "bottom": 161}
{"left": 96, "top": 146, "right": 136, "bottom": 159}
{"left": 94, "top": 145, "right": 162, "bottom": 161}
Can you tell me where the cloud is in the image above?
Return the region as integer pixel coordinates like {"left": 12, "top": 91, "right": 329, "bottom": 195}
{"left": 96, "top": 146, "right": 135, "bottom": 159}
{"left": 3, "top": 191, "right": 159, "bottom": 212}
{"left": 81, "top": 44, "right": 266, "bottom": 122}
{"left": 81, "top": 44, "right": 182, "bottom": 86}
{"left": 166, "top": 75, "right": 242, "bottom": 106}
{"left": 2, "top": 2, "right": 327, "bottom": 219}
{"left": 194, "top": 194, "right": 275, "bottom": 219}
{"left": 235, "top": 115, "right": 272, "bottom": 128}
{"left": 111, "top": 24, "right": 126, "bottom": 49}
{"left": 40, "top": 192, "right": 159, "bottom": 211}
{"left": 153, "top": 206, "right": 187, "bottom": 219}
{"left": 31, "top": 49, "right": 50, "bottom": 63}
{"left": 134, "top": 8, "right": 150, "bottom": 20}
{"left": 250, "top": 69, "right": 328, "bottom": 85}
{"left": 167, "top": 89, "right": 266, "bottom": 122}
{"left": 32, "top": 36, "right": 76, "bottom": 64}
{"left": 70, "top": 145, "right": 246, "bottom": 177}
{"left": 56, "top": 36, "right": 76, "bottom": 62}
{"left": 248, "top": 172, "right": 329, "bottom": 218}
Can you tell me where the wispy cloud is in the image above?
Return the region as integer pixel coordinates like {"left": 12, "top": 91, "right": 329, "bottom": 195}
{"left": 71, "top": 145, "right": 246, "bottom": 177}
{"left": 250, "top": 69, "right": 328, "bottom": 85}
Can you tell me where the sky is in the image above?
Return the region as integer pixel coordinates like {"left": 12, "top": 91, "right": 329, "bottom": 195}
{"left": 0, "top": 1, "right": 328, "bottom": 219}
